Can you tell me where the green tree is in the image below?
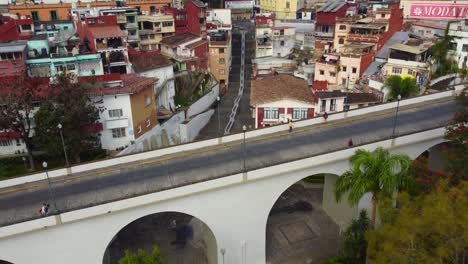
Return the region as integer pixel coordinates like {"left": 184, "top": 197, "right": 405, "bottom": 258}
{"left": 34, "top": 73, "right": 100, "bottom": 163}
{"left": 430, "top": 21, "right": 458, "bottom": 77}
{"left": 342, "top": 210, "right": 370, "bottom": 264}
{"left": 335, "top": 147, "right": 414, "bottom": 226}
{"left": 0, "top": 74, "right": 45, "bottom": 170}
{"left": 384, "top": 75, "right": 419, "bottom": 101}
{"left": 118, "top": 244, "right": 165, "bottom": 264}
{"left": 366, "top": 180, "right": 468, "bottom": 264}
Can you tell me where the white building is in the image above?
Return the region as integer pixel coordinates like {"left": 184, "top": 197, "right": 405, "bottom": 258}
{"left": 87, "top": 74, "right": 158, "bottom": 151}
{"left": 448, "top": 20, "right": 468, "bottom": 69}
{"left": 272, "top": 26, "right": 296, "bottom": 57}
{"left": 130, "top": 53, "right": 176, "bottom": 117}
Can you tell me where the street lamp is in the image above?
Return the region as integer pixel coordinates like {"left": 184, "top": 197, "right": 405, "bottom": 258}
{"left": 22, "top": 156, "right": 27, "bottom": 170}
{"left": 217, "top": 96, "right": 221, "bottom": 137}
{"left": 57, "top": 124, "right": 70, "bottom": 168}
{"left": 220, "top": 248, "right": 226, "bottom": 264}
{"left": 392, "top": 94, "right": 402, "bottom": 138}
{"left": 242, "top": 125, "right": 247, "bottom": 172}
{"left": 42, "top": 161, "right": 58, "bottom": 214}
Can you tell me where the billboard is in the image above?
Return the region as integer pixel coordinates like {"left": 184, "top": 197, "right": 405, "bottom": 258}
{"left": 409, "top": 3, "right": 468, "bottom": 19}
{"left": 225, "top": 0, "right": 254, "bottom": 9}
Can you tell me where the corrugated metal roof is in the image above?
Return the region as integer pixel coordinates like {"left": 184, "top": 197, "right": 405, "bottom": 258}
{"left": 0, "top": 42, "right": 27, "bottom": 53}
{"left": 376, "top": 31, "right": 409, "bottom": 59}
{"left": 318, "top": 1, "right": 346, "bottom": 12}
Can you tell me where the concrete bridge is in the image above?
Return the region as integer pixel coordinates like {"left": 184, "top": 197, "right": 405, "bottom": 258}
{"left": 0, "top": 91, "right": 461, "bottom": 264}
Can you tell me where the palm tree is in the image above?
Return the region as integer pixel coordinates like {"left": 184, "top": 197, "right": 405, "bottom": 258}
{"left": 384, "top": 75, "right": 419, "bottom": 100}
{"left": 334, "top": 147, "right": 414, "bottom": 227}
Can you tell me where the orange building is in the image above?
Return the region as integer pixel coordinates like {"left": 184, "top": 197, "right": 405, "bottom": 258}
{"left": 8, "top": 0, "right": 170, "bottom": 22}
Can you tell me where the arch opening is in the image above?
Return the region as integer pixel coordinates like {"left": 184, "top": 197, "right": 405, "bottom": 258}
{"left": 266, "top": 173, "right": 351, "bottom": 264}
{"left": 102, "top": 211, "right": 217, "bottom": 264}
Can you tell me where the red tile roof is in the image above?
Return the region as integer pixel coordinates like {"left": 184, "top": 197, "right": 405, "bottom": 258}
{"left": 88, "top": 26, "right": 126, "bottom": 39}
{"left": 130, "top": 53, "right": 173, "bottom": 73}
{"left": 412, "top": 22, "right": 446, "bottom": 30}
{"left": 312, "top": 80, "right": 328, "bottom": 91}
{"left": 161, "top": 33, "right": 199, "bottom": 47}
{"left": 250, "top": 74, "right": 315, "bottom": 106}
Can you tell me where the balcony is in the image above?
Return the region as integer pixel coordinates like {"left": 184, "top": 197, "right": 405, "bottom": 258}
{"left": 116, "top": 15, "right": 127, "bottom": 24}
{"left": 314, "top": 31, "right": 333, "bottom": 38}
{"left": 347, "top": 34, "right": 379, "bottom": 43}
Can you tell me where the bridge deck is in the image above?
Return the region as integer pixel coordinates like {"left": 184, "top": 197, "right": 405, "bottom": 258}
{"left": 0, "top": 98, "right": 461, "bottom": 226}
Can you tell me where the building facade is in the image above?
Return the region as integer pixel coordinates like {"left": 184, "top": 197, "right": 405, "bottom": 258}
{"left": 259, "top": 0, "right": 298, "bottom": 20}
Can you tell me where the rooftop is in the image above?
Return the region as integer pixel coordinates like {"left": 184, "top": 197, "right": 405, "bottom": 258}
{"left": 0, "top": 41, "right": 27, "bottom": 53}
{"left": 250, "top": 74, "right": 314, "bottom": 106}
{"left": 190, "top": 0, "right": 207, "bottom": 8}
{"left": 186, "top": 39, "right": 208, "bottom": 49}
{"left": 390, "top": 43, "right": 427, "bottom": 54}
{"left": 318, "top": 1, "right": 346, "bottom": 13}
{"left": 412, "top": 22, "right": 446, "bottom": 30}
{"left": 88, "top": 26, "right": 127, "bottom": 39}
{"left": 376, "top": 31, "right": 409, "bottom": 59}
{"left": 314, "top": 90, "right": 347, "bottom": 99}
{"left": 86, "top": 74, "right": 157, "bottom": 96}
{"left": 130, "top": 52, "right": 173, "bottom": 73}
{"left": 344, "top": 92, "right": 380, "bottom": 104}
{"left": 160, "top": 33, "right": 199, "bottom": 47}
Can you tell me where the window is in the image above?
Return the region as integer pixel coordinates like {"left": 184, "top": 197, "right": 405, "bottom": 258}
{"left": 108, "top": 109, "right": 123, "bottom": 118}
{"left": 344, "top": 105, "right": 350, "bottom": 111}
{"left": 392, "top": 67, "right": 402, "bottom": 74}
{"left": 144, "top": 96, "right": 151, "bottom": 106}
{"left": 342, "top": 78, "right": 347, "bottom": 86}
{"left": 0, "top": 140, "right": 12, "bottom": 147}
{"left": 22, "top": 24, "right": 32, "bottom": 31}
{"left": 271, "top": 108, "right": 279, "bottom": 119}
{"left": 293, "top": 108, "right": 300, "bottom": 119}
{"left": 16, "top": 139, "right": 21, "bottom": 146}
{"left": 352, "top": 67, "right": 357, "bottom": 73}
{"left": 219, "top": 48, "right": 225, "bottom": 53}
{"left": 320, "top": 100, "right": 326, "bottom": 112}
{"left": 219, "top": 58, "right": 225, "bottom": 64}
{"left": 408, "top": 69, "right": 415, "bottom": 76}
{"left": 426, "top": 30, "right": 431, "bottom": 33}
{"left": 88, "top": 19, "right": 96, "bottom": 25}
{"left": 339, "top": 25, "right": 346, "bottom": 30}
{"left": 330, "top": 99, "right": 336, "bottom": 111}
{"left": 338, "top": 38, "right": 344, "bottom": 44}
{"left": 381, "top": 13, "right": 385, "bottom": 18}
{"left": 319, "top": 70, "right": 324, "bottom": 75}
{"left": 145, "top": 119, "right": 151, "bottom": 127}
{"left": 162, "top": 21, "right": 173, "bottom": 27}
{"left": 111, "top": 128, "right": 126, "bottom": 138}
{"left": 55, "top": 64, "right": 67, "bottom": 72}
{"left": 219, "top": 69, "right": 225, "bottom": 75}
{"left": 67, "top": 64, "right": 75, "bottom": 71}
{"left": 150, "top": 6, "right": 156, "bottom": 12}
{"left": 463, "top": 44, "right": 468, "bottom": 52}
{"left": 286, "top": 1, "right": 290, "bottom": 8}
{"left": 330, "top": 72, "right": 336, "bottom": 77}
{"left": 280, "top": 40, "right": 285, "bottom": 46}
{"left": 264, "top": 108, "right": 271, "bottom": 119}
{"left": 50, "top": 10, "right": 58, "bottom": 21}
{"left": 31, "top": 11, "right": 39, "bottom": 21}
{"left": 300, "top": 108, "right": 308, "bottom": 119}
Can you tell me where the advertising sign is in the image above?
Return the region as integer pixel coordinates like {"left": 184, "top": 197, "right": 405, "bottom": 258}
{"left": 225, "top": 0, "right": 254, "bottom": 9}
{"left": 410, "top": 3, "right": 468, "bottom": 20}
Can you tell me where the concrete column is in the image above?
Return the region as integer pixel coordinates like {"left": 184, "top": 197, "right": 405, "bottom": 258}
{"left": 322, "top": 174, "right": 358, "bottom": 230}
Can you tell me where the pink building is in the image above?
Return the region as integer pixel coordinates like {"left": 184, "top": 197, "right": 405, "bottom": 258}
{"left": 0, "top": 41, "right": 27, "bottom": 76}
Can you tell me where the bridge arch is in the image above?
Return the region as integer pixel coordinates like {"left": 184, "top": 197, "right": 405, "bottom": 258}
{"left": 264, "top": 170, "right": 357, "bottom": 263}
{"left": 101, "top": 210, "right": 217, "bottom": 264}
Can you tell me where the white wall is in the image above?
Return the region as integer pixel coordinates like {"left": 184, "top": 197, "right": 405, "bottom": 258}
{"left": 94, "top": 94, "right": 135, "bottom": 151}
{"left": 186, "top": 83, "right": 219, "bottom": 119}
{"left": 137, "top": 65, "right": 176, "bottom": 111}
{"left": 0, "top": 128, "right": 446, "bottom": 264}
{"left": 179, "top": 109, "right": 214, "bottom": 142}
{"left": 0, "top": 140, "right": 27, "bottom": 156}
{"left": 207, "top": 9, "right": 232, "bottom": 25}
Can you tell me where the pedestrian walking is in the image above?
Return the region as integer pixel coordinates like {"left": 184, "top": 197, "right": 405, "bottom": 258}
{"left": 288, "top": 119, "right": 293, "bottom": 132}
{"left": 39, "top": 203, "right": 46, "bottom": 217}
{"left": 348, "top": 138, "right": 354, "bottom": 148}
{"left": 45, "top": 204, "right": 50, "bottom": 216}
{"left": 323, "top": 112, "right": 328, "bottom": 121}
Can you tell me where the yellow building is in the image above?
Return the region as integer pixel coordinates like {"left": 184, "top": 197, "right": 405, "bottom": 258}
{"left": 138, "top": 14, "right": 175, "bottom": 51}
{"left": 385, "top": 43, "right": 431, "bottom": 86}
{"left": 260, "top": 0, "right": 297, "bottom": 20}
{"left": 209, "top": 32, "right": 231, "bottom": 89}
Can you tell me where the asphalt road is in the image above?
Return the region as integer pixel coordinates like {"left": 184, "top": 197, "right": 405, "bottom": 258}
{"left": 0, "top": 99, "right": 461, "bottom": 226}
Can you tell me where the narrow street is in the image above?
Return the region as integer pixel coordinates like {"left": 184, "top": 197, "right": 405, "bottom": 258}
{"left": 197, "top": 20, "right": 255, "bottom": 140}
